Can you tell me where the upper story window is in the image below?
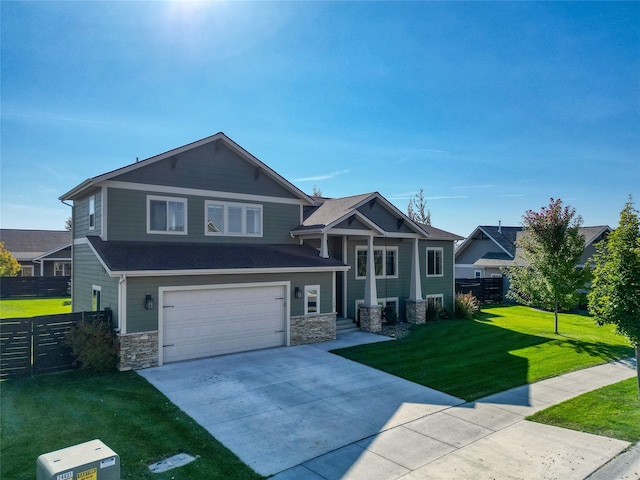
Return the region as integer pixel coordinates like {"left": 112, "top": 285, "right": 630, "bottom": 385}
{"left": 89, "top": 195, "right": 95, "bottom": 230}
{"left": 205, "top": 201, "right": 262, "bottom": 237}
{"left": 355, "top": 246, "right": 398, "bottom": 279}
{"left": 426, "top": 247, "right": 443, "bottom": 276}
{"left": 147, "top": 195, "right": 187, "bottom": 234}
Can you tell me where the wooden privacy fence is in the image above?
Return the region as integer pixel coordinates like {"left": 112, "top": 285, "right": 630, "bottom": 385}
{"left": 455, "top": 277, "right": 504, "bottom": 304}
{"left": 0, "top": 276, "right": 71, "bottom": 298}
{"left": 0, "top": 310, "right": 112, "bottom": 379}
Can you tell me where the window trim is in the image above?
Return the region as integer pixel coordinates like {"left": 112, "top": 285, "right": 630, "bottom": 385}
{"left": 426, "top": 294, "right": 444, "bottom": 311}
{"left": 147, "top": 195, "right": 188, "bottom": 235}
{"left": 54, "top": 261, "right": 71, "bottom": 276}
{"left": 426, "top": 247, "right": 444, "bottom": 277}
{"left": 355, "top": 245, "right": 398, "bottom": 279}
{"left": 21, "top": 265, "right": 34, "bottom": 277}
{"left": 89, "top": 195, "right": 95, "bottom": 230}
{"left": 304, "top": 285, "right": 320, "bottom": 315}
{"left": 92, "top": 285, "right": 102, "bottom": 311}
{"left": 474, "top": 270, "right": 482, "bottom": 279}
{"left": 205, "top": 200, "right": 263, "bottom": 237}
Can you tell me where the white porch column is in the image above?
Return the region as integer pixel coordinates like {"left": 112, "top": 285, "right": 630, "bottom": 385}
{"left": 409, "top": 237, "right": 422, "bottom": 300}
{"left": 320, "top": 233, "right": 329, "bottom": 258}
{"left": 363, "top": 235, "right": 378, "bottom": 306}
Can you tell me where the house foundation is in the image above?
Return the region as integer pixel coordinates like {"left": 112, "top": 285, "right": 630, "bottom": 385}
{"left": 290, "top": 312, "right": 336, "bottom": 345}
{"left": 406, "top": 299, "right": 427, "bottom": 324}
{"left": 117, "top": 331, "right": 159, "bottom": 371}
{"left": 358, "top": 305, "right": 382, "bottom": 333}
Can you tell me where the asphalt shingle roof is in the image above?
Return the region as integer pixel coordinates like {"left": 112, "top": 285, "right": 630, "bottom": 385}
{"left": 87, "top": 237, "right": 348, "bottom": 273}
{"left": 0, "top": 229, "right": 72, "bottom": 260}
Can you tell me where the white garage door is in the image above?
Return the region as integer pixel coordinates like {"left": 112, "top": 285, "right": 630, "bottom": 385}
{"left": 162, "top": 284, "right": 286, "bottom": 363}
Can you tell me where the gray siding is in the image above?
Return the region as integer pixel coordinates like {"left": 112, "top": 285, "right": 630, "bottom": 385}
{"left": 343, "top": 237, "right": 456, "bottom": 320}
{"left": 356, "top": 202, "right": 414, "bottom": 234}
{"left": 73, "top": 189, "right": 102, "bottom": 240}
{"left": 125, "top": 271, "right": 335, "bottom": 333}
{"left": 106, "top": 187, "right": 300, "bottom": 244}
{"left": 113, "top": 142, "right": 299, "bottom": 199}
{"left": 72, "top": 243, "right": 119, "bottom": 318}
{"left": 455, "top": 237, "right": 503, "bottom": 265}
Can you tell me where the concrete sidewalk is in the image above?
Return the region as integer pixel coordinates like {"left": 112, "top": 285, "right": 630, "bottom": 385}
{"left": 272, "top": 354, "right": 636, "bottom": 480}
{"left": 139, "top": 331, "right": 637, "bottom": 480}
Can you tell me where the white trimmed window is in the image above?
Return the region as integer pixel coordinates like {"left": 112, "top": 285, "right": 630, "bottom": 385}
{"left": 474, "top": 270, "right": 482, "bottom": 279}
{"left": 92, "top": 285, "right": 102, "bottom": 311}
{"left": 54, "top": 262, "right": 71, "bottom": 276}
{"left": 205, "top": 201, "right": 262, "bottom": 237}
{"left": 426, "top": 294, "right": 443, "bottom": 312}
{"left": 305, "top": 285, "right": 320, "bottom": 315}
{"left": 21, "top": 265, "right": 34, "bottom": 277}
{"left": 89, "top": 195, "right": 95, "bottom": 230}
{"left": 426, "top": 247, "right": 443, "bottom": 277}
{"left": 355, "top": 246, "right": 398, "bottom": 279}
{"left": 147, "top": 196, "right": 187, "bottom": 234}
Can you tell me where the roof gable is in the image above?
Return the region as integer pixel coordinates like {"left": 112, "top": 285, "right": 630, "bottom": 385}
{"left": 60, "top": 133, "right": 313, "bottom": 204}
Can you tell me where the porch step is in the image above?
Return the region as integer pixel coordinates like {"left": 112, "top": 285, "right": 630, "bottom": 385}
{"left": 336, "top": 317, "right": 359, "bottom": 334}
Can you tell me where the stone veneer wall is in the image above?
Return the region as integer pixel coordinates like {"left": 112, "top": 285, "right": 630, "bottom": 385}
{"left": 290, "top": 312, "right": 336, "bottom": 345}
{"left": 358, "top": 305, "right": 382, "bottom": 332}
{"left": 118, "top": 331, "right": 159, "bottom": 371}
{"left": 406, "top": 299, "right": 427, "bottom": 324}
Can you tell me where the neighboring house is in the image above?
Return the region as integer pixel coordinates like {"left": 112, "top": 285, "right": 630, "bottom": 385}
{"left": 60, "top": 132, "right": 462, "bottom": 370}
{"left": 455, "top": 224, "right": 612, "bottom": 294}
{"left": 0, "top": 229, "right": 72, "bottom": 277}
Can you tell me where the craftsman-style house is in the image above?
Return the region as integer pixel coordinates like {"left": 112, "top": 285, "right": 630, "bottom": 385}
{"left": 60, "top": 133, "right": 462, "bottom": 369}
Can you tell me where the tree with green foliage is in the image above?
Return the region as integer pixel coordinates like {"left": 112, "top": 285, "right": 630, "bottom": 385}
{"left": 0, "top": 242, "right": 21, "bottom": 276}
{"left": 504, "top": 198, "right": 589, "bottom": 334}
{"left": 407, "top": 188, "right": 431, "bottom": 225}
{"left": 588, "top": 196, "right": 640, "bottom": 397}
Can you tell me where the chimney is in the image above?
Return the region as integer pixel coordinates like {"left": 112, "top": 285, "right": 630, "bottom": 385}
{"left": 498, "top": 220, "right": 502, "bottom": 234}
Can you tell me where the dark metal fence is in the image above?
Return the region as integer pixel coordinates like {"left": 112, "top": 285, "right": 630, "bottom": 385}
{"left": 455, "top": 277, "right": 504, "bottom": 304}
{"left": 0, "top": 310, "right": 112, "bottom": 379}
{"left": 0, "top": 276, "right": 71, "bottom": 298}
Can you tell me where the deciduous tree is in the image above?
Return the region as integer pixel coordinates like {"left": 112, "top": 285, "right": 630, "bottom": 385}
{"left": 504, "top": 198, "right": 589, "bottom": 334}
{"left": 0, "top": 242, "right": 21, "bottom": 276}
{"left": 588, "top": 196, "right": 640, "bottom": 397}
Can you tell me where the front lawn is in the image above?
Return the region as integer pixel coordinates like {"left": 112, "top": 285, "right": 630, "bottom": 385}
{"left": 0, "top": 370, "right": 263, "bottom": 480}
{"left": 333, "top": 305, "right": 634, "bottom": 401}
{"left": 0, "top": 297, "right": 72, "bottom": 318}
{"left": 528, "top": 377, "right": 640, "bottom": 443}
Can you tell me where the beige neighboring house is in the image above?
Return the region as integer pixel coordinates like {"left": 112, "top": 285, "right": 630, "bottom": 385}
{"left": 0, "top": 229, "right": 72, "bottom": 277}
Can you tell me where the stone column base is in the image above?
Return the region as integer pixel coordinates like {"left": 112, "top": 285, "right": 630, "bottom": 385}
{"left": 406, "top": 299, "right": 426, "bottom": 324}
{"left": 117, "top": 331, "right": 159, "bottom": 371}
{"left": 290, "top": 312, "right": 337, "bottom": 345}
{"left": 358, "top": 305, "right": 383, "bottom": 333}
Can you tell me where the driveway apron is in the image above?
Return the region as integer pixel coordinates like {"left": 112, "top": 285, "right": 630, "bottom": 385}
{"left": 138, "top": 334, "right": 636, "bottom": 480}
{"left": 138, "top": 333, "right": 463, "bottom": 476}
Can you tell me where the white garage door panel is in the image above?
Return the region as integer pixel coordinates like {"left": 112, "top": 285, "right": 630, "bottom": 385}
{"left": 163, "top": 285, "right": 285, "bottom": 363}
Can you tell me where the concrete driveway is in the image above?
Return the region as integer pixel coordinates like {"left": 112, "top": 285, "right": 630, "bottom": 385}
{"left": 138, "top": 333, "right": 636, "bottom": 479}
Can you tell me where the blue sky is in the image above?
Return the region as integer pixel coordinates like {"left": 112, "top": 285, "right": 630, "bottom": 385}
{"left": 2, "top": 1, "right": 638, "bottom": 237}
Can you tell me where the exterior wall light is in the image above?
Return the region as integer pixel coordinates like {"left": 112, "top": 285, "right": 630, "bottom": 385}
{"left": 145, "top": 294, "right": 154, "bottom": 310}
{"left": 294, "top": 287, "right": 302, "bottom": 299}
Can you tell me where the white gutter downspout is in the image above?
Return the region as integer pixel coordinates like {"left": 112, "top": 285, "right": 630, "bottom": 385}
{"left": 117, "top": 274, "right": 127, "bottom": 333}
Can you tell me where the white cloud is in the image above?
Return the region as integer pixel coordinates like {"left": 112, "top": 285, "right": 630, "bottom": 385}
{"left": 294, "top": 169, "right": 350, "bottom": 182}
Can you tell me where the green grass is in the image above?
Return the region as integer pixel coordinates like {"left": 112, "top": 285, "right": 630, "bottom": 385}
{"left": 333, "top": 305, "right": 634, "bottom": 401}
{"left": 528, "top": 378, "right": 640, "bottom": 442}
{"left": 0, "top": 297, "right": 72, "bottom": 318}
{"left": 0, "top": 370, "right": 263, "bottom": 480}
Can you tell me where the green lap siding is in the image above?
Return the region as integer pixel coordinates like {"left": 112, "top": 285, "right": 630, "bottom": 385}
{"left": 124, "top": 272, "right": 335, "bottom": 334}
{"left": 71, "top": 243, "right": 119, "bottom": 318}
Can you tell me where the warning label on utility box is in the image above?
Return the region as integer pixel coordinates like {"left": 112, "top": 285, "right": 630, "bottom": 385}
{"left": 77, "top": 468, "right": 97, "bottom": 480}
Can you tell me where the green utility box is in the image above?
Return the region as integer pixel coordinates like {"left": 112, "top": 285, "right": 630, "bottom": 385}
{"left": 36, "top": 439, "right": 120, "bottom": 480}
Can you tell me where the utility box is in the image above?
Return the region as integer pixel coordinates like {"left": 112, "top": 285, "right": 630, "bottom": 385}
{"left": 36, "top": 439, "right": 120, "bottom": 480}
